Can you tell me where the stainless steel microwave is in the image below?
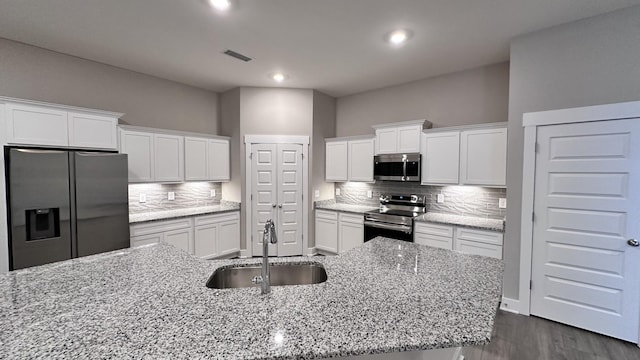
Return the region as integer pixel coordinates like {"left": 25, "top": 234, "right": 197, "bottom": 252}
{"left": 373, "top": 153, "right": 421, "bottom": 182}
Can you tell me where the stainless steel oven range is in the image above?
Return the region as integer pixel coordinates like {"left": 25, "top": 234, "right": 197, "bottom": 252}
{"left": 364, "top": 193, "right": 426, "bottom": 242}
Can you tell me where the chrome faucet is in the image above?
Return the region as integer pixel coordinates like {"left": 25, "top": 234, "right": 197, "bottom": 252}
{"left": 259, "top": 219, "right": 278, "bottom": 294}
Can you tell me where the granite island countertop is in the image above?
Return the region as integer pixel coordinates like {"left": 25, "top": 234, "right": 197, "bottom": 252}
{"left": 0, "top": 238, "right": 503, "bottom": 359}
{"left": 129, "top": 202, "right": 241, "bottom": 224}
{"left": 415, "top": 212, "right": 505, "bottom": 232}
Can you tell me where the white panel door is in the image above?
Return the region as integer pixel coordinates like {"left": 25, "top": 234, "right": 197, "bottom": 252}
{"left": 348, "top": 138, "right": 374, "bottom": 182}
{"left": 154, "top": 134, "right": 184, "bottom": 182}
{"left": 276, "top": 143, "right": 304, "bottom": 256}
{"left": 208, "top": 139, "right": 230, "bottom": 181}
{"left": 531, "top": 119, "right": 640, "bottom": 342}
{"left": 421, "top": 132, "right": 460, "bottom": 185}
{"left": 185, "top": 137, "right": 208, "bottom": 181}
{"left": 325, "top": 141, "right": 348, "bottom": 182}
{"left": 251, "top": 144, "right": 278, "bottom": 256}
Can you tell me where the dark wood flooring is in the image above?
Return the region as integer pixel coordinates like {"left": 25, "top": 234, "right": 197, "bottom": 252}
{"left": 461, "top": 311, "right": 640, "bottom": 360}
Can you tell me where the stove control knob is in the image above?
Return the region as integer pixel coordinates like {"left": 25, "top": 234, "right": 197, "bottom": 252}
{"left": 411, "top": 195, "right": 418, "bottom": 203}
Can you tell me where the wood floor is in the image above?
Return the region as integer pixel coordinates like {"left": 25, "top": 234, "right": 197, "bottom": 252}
{"left": 461, "top": 311, "right": 640, "bottom": 360}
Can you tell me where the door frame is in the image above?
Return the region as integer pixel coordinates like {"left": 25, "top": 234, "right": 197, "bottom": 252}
{"left": 519, "top": 99, "right": 640, "bottom": 336}
{"left": 243, "top": 135, "right": 309, "bottom": 257}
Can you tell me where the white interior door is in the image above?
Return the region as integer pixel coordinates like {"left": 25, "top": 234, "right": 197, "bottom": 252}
{"left": 531, "top": 119, "right": 640, "bottom": 343}
{"left": 251, "top": 144, "right": 278, "bottom": 256}
{"left": 276, "top": 143, "right": 304, "bottom": 256}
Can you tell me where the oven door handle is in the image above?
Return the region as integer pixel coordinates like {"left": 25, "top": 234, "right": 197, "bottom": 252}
{"left": 364, "top": 221, "right": 412, "bottom": 234}
{"left": 402, "top": 155, "right": 407, "bottom": 181}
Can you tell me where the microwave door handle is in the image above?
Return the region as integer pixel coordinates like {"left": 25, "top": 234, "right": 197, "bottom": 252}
{"left": 402, "top": 157, "right": 407, "bottom": 181}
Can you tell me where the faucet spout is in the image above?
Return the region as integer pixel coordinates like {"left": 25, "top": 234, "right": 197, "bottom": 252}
{"left": 261, "top": 219, "right": 278, "bottom": 294}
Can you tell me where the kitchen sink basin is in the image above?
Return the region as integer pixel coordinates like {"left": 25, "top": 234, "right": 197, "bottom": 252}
{"left": 206, "top": 262, "right": 327, "bottom": 289}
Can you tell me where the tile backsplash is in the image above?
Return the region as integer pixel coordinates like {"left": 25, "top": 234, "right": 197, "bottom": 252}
{"left": 336, "top": 181, "right": 506, "bottom": 219}
{"left": 128, "top": 182, "right": 222, "bottom": 213}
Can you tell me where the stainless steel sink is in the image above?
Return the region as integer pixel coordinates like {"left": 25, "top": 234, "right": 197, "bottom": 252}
{"left": 206, "top": 262, "right": 328, "bottom": 289}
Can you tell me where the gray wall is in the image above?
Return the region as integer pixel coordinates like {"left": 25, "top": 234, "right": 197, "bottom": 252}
{"left": 336, "top": 62, "right": 509, "bottom": 136}
{"left": 220, "top": 88, "right": 242, "bottom": 203}
{"left": 0, "top": 37, "right": 218, "bottom": 134}
{"left": 310, "top": 91, "right": 337, "bottom": 247}
{"left": 504, "top": 5, "right": 640, "bottom": 300}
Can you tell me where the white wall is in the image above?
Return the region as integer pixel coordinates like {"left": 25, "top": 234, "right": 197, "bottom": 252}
{"left": 336, "top": 62, "right": 509, "bottom": 136}
{"left": 504, "top": 5, "right": 640, "bottom": 301}
{"left": 0, "top": 37, "right": 219, "bottom": 134}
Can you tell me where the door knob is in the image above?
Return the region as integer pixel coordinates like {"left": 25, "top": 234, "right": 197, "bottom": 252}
{"left": 272, "top": 204, "right": 276, "bottom": 208}
{"left": 628, "top": 239, "right": 639, "bottom": 247}
{"left": 278, "top": 204, "right": 283, "bottom": 208}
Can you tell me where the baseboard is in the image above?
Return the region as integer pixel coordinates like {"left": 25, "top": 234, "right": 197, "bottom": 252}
{"left": 240, "top": 249, "right": 252, "bottom": 258}
{"left": 499, "top": 296, "right": 520, "bottom": 314}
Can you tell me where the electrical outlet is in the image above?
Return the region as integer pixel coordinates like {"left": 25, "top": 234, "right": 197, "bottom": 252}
{"left": 168, "top": 192, "right": 175, "bottom": 201}
{"left": 335, "top": 188, "right": 341, "bottom": 196}
{"left": 210, "top": 189, "right": 216, "bottom": 198}
{"left": 367, "top": 190, "right": 372, "bottom": 198}
{"left": 139, "top": 194, "right": 147, "bottom": 203}
{"left": 436, "top": 194, "right": 444, "bottom": 203}
{"left": 314, "top": 190, "right": 320, "bottom": 198}
{"left": 499, "top": 198, "right": 507, "bottom": 209}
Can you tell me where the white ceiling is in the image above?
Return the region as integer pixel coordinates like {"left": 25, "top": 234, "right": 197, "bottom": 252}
{"left": 0, "top": 0, "right": 638, "bottom": 97}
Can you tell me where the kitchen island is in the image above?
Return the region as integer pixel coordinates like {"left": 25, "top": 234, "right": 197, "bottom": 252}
{"left": 0, "top": 237, "right": 502, "bottom": 359}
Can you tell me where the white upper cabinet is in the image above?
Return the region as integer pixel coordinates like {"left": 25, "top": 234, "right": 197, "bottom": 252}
{"left": 119, "top": 129, "right": 154, "bottom": 182}
{"left": 120, "top": 126, "right": 230, "bottom": 183}
{"left": 207, "top": 138, "right": 230, "bottom": 181}
{"left": 420, "top": 123, "right": 507, "bottom": 187}
{"left": 185, "top": 137, "right": 208, "bottom": 181}
{"left": 421, "top": 131, "right": 460, "bottom": 185}
{"left": 5, "top": 103, "right": 69, "bottom": 147}
{"left": 325, "top": 140, "right": 348, "bottom": 182}
{"left": 154, "top": 134, "right": 184, "bottom": 182}
{"left": 68, "top": 112, "right": 118, "bottom": 149}
{"left": 460, "top": 127, "right": 507, "bottom": 186}
{"left": 373, "top": 120, "right": 428, "bottom": 154}
{"left": 184, "top": 136, "right": 230, "bottom": 182}
{"left": 2, "top": 97, "right": 121, "bottom": 149}
{"left": 348, "top": 138, "right": 375, "bottom": 182}
{"left": 325, "top": 136, "right": 374, "bottom": 182}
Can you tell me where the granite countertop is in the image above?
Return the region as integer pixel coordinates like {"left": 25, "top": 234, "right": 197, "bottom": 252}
{"left": 129, "top": 202, "right": 241, "bottom": 223}
{"left": 0, "top": 238, "right": 502, "bottom": 359}
{"left": 314, "top": 200, "right": 378, "bottom": 214}
{"left": 415, "top": 212, "right": 505, "bottom": 232}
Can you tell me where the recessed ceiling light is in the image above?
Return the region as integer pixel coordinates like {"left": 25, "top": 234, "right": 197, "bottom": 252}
{"left": 387, "top": 29, "right": 412, "bottom": 46}
{"left": 210, "top": 0, "right": 231, "bottom": 11}
{"left": 270, "top": 72, "right": 287, "bottom": 83}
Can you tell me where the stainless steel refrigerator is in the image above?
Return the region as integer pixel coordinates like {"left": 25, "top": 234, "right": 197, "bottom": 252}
{"left": 5, "top": 148, "right": 130, "bottom": 270}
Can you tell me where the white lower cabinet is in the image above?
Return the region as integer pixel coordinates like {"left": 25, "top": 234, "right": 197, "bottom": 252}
{"left": 315, "top": 210, "right": 338, "bottom": 253}
{"left": 414, "top": 222, "right": 454, "bottom": 250}
{"left": 194, "top": 212, "right": 240, "bottom": 259}
{"left": 454, "top": 227, "right": 503, "bottom": 259}
{"left": 130, "top": 218, "right": 193, "bottom": 253}
{"left": 338, "top": 213, "right": 364, "bottom": 253}
{"left": 314, "top": 210, "right": 364, "bottom": 254}
{"left": 413, "top": 221, "right": 503, "bottom": 259}
{"left": 130, "top": 211, "right": 240, "bottom": 258}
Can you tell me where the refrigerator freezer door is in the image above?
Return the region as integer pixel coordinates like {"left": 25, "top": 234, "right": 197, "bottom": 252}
{"left": 8, "top": 148, "right": 72, "bottom": 270}
{"left": 74, "top": 152, "right": 130, "bottom": 256}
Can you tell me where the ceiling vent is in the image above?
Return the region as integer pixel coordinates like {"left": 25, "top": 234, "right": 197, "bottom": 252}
{"left": 223, "top": 49, "right": 252, "bottom": 62}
